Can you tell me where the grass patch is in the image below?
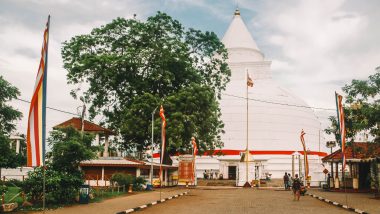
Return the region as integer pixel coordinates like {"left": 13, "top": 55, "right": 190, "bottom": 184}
{"left": 90, "top": 188, "right": 130, "bottom": 203}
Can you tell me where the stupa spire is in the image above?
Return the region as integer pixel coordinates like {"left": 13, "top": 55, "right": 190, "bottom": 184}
{"left": 222, "top": 9, "right": 260, "bottom": 51}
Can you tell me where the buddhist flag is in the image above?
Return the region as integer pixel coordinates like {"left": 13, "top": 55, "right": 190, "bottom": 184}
{"left": 300, "top": 130, "right": 309, "bottom": 178}
{"left": 247, "top": 72, "right": 254, "bottom": 87}
{"left": 191, "top": 137, "right": 197, "bottom": 183}
{"left": 27, "top": 16, "right": 50, "bottom": 167}
{"left": 159, "top": 105, "right": 166, "bottom": 180}
{"left": 191, "top": 137, "right": 198, "bottom": 157}
{"left": 335, "top": 92, "right": 346, "bottom": 171}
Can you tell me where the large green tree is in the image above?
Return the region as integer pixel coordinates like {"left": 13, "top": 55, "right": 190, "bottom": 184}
{"left": 61, "top": 12, "right": 230, "bottom": 155}
{"left": 343, "top": 68, "right": 380, "bottom": 143}
{"left": 0, "top": 76, "right": 22, "bottom": 177}
{"left": 325, "top": 68, "right": 380, "bottom": 147}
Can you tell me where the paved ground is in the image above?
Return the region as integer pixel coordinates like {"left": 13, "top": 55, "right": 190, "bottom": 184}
{"left": 28, "top": 188, "right": 187, "bottom": 214}
{"left": 308, "top": 189, "right": 380, "bottom": 214}
{"left": 141, "top": 188, "right": 350, "bottom": 214}
{"left": 24, "top": 187, "right": 377, "bottom": 214}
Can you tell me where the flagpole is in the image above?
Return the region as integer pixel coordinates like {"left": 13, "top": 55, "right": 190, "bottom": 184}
{"left": 42, "top": 15, "right": 50, "bottom": 213}
{"left": 192, "top": 144, "right": 194, "bottom": 185}
{"left": 151, "top": 107, "right": 158, "bottom": 186}
{"left": 244, "top": 70, "right": 251, "bottom": 187}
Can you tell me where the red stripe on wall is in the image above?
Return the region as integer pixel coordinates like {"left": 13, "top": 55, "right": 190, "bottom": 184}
{"left": 152, "top": 150, "right": 327, "bottom": 158}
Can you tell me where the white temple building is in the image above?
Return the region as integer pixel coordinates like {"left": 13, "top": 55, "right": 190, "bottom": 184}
{"left": 191, "top": 9, "right": 328, "bottom": 186}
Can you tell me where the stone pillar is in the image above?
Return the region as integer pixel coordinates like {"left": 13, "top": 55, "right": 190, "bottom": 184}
{"left": 334, "top": 162, "right": 340, "bottom": 188}
{"left": 15, "top": 140, "right": 20, "bottom": 154}
{"left": 101, "top": 166, "right": 105, "bottom": 180}
{"left": 149, "top": 167, "right": 153, "bottom": 184}
{"left": 292, "top": 155, "right": 295, "bottom": 177}
{"left": 96, "top": 134, "right": 101, "bottom": 157}
{"left": 103, "top": 135, "right": 109, "bottom": 157}
{"left": 136, "top": 168, "right": 141, "bottom": 177}
{"left": 165, "top": 169, "right": 168, "bottom": 186}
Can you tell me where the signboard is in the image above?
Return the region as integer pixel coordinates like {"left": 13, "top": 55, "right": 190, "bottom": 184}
{"left": 178, "top": 155, "right": 196, "bottom": 186}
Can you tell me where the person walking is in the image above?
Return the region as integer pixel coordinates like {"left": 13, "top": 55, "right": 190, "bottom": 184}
{"left": 287, "top": 173, "right": 292, "bottom": 190}
{"left": 292, "top": 174, "right": 301, "bottom": 201}
{"left": 283, "top": 172, "right": 289, "bottom": 190}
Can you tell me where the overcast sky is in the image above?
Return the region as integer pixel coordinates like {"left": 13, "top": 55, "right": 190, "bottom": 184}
{"left": 1, "top": 0, "right": 379, "bottom": 139}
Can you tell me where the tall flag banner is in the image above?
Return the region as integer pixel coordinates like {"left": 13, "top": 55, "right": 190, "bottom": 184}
{"left": 191, "top": 137, "right": 197, "bottom": 183}
{"left": 335, "top": 92, "right": 347, "bottom": 171}
{"left": 247, "top": 72, "right": 254, "bottom": 87}
{"left": 300, "top": 130, "right": 309, "bottom": 178}
{"left": 191, "top": 137, "right": 198, "bottom": 157}
{"left": 27, "top": 16, "right": 50, "bottom": 167}
{"left": 159, "top": 105, "right": 167, "bottom": 181}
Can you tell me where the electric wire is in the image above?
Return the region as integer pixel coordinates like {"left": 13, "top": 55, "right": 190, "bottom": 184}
{"left": 15, "top": 98, "right": 79, "bottom": 116}
{"left": 13, "top": 92, "right": 335, "bottom": 117}
{"left": 222, "top": 93, "right": 336, "bottom": 111}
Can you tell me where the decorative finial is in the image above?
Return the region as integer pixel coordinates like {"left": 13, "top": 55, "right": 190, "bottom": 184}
{"left": 234, "top": 8, "right": 240, "bottom": 16}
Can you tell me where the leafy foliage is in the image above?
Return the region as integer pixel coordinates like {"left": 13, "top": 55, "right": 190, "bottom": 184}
{"left": 23, "top": 167, "right": 83, "bottom": 204}
{"left": 110, "top": 173, "right": 146, "bottom": 191}
{"left": 325, "top": 68, "right": 380, "bottom": 146}
{"left": 0, "top": 184, "right": 8, "bottom": 194}
{"left": 61, "top": 12, "right": 230, "bottom": 155}
{"left": 0, "top": 76, "right": 22, "bottom": 175}
{"left": 0, "top": 75, "right": 22, "bottom": 135}
{"left": 48, "top": 127, "right": 96, "bottom": 173}
{"left": 110, "top": 173, "right": 133, "bottom": 187}
{"left": 343, "top": 68, "right": 380, "bottom": 143}
{"left": 23, "top": 128, "right": 95, "bottom": 204}
{"left": 132, "top": 176, "right": 146, "bottom": 191}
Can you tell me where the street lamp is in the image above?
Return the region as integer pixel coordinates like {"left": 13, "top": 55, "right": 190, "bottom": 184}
{"left": 150, "top": 106, "right": 158, "bottom": 185}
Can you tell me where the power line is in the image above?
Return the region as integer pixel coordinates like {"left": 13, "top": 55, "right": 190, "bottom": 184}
{"left": 15, "top": 98, "right": 79, "bottom": 116}
{"left": 222, "top": 93, "right": 336, "bottom": 111}
{"left": 14, "top": 92, "right": 335, "bottom": 117}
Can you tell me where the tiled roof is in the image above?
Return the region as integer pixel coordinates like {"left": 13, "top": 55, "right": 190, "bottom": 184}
{"left": 81, "top": 158, "right": 142, "bottom": 166}
{"left": 80, "top": 157, "right": 177, "bottom": 169}
{"left": 53, "top": 117, "right": 115, "bottom": 135}
{"left": 322, "top": 142, "right": 380, "bottom": 162}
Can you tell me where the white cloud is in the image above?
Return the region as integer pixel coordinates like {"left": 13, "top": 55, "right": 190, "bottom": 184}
{"left": 1, "top": 0, "right": 379, "bottom": 144}
{"left": 0, "top": 0, "right": 158, "bottom": 136}
{"left": 250, "top": 0, "right": 380, "bottom": 109}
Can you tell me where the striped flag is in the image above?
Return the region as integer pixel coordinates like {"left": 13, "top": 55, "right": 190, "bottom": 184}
{"left": 191, "top": 137, "right": 197, "bottom": 184}
{"left": 159, "top": 105, "right": 166, "bottom": 181}
{"left": 335, "top": 92, "right": 346, "bottom": 171}
{"left": 191, "top": 137, "right": 198, "bottom": 157}
{"left": 300, "top": 130, "right": 309, "bottom": 178}
{"left": 27, "top": 16, "right": 50, "bottom": 167}
{"left": 247, "top": 72, "right": 254, "bottom": 87}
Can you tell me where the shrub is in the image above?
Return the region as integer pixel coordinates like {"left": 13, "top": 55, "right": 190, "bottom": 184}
{"left": 133, "top": 176, "right": 146, "bottom": 191}
{"left": 22, "top": 166, "right": 83, "bottom": 204}
{"left": 110, "top": 173, "right": 133, "bottom": 187}
{"left": 0, "top": 184, "right": 8, "bottom": 194}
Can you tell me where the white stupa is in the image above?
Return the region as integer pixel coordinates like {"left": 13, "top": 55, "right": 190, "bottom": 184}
{"left": 192, "top": 9, "right": 328, "bottom": 186}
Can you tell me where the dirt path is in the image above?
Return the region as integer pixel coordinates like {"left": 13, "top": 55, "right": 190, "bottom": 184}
{"left": 28, "top": 188, "right": 187, "bottom": 214}
{"left": 141, "top": 188, "right": 350, "bottom": 214}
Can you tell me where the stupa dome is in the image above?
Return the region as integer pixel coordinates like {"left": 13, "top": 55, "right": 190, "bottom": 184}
{"left": 220, "top": 9, "right": 325, "bottom": 157}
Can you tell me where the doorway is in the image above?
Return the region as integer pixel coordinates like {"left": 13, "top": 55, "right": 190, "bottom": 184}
{"left": 359, "top": 162, "right": 371, "bottom": 189}
{"left": 228, "top": 166, "right": 237, "bottom": 180}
